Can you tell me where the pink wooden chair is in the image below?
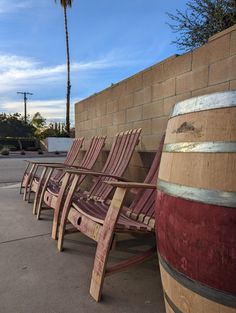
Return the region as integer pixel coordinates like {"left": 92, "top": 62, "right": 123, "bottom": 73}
{"left": 39, "top": 129, "right": 141, "bottom": 240}
{"left": 56, "top": 135, "right": 164, "bottom": 301}
{"left": 20, "top": 137, "right": 84, "bottom": 201}
{"left": 32, "top": 135, "right": 106, "bottom": 216}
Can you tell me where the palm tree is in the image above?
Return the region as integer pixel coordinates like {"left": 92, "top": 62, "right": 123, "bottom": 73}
{"left": 55, "top": 0, "right": 73, "bottom": 135}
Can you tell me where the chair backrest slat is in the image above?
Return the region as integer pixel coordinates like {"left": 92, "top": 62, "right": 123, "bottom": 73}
{"left": 94, "top": 129, "right": 141, "bottom": 200}
{"left": 64, "top": 136, "right": 106, "bottom": 187}
{"left": 52, "top": 138, "right": 84, "bottom": 181}
{"left": 87, "top": 129, "right": 141, "bottom": 202}
{"left": 64, "top": 138, "right": 84, "bottom": 166}
{"left": 127, "top": 135, "right": 165, "bottom": 224}
{"left": 73, "top": 136, "right": 106, "bottom": 169}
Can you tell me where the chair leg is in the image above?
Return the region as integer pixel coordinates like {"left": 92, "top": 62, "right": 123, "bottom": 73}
{"left": 90, "top": 187, "right": 127, "bottom": 301}
{"left": 37, "top": 168, "right": 54, "bottom": 220}
{"left": 57, "top": 174, "right": 80, "bottom": 248}
{"left": 23, "top": 164, "right": 36, "bottom": 201}
{"left": 51, "top": 172, "right": 72, "bottom": 240}
{"left": 21, "top": 163, "right": 30, "bottom": 195}
{"left": 32, "top": 167, "right": 47, "bottom": 215}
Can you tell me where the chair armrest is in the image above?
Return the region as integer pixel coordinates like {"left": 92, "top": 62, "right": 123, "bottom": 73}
{"left": 103, "top": 181, "right": 156, "bottom": 189}
{"left": 65, "top": 169, "right": 129, "bottom": 181}
{"left": 24, "top": 160, "right": 64, "bottom": 166}
{"left": 37, "top": 163, "right": 67, "bottom": 168}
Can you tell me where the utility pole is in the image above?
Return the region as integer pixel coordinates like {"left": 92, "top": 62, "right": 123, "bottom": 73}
{"left": 17, "top": 91, "right": 33, "bottom": 123}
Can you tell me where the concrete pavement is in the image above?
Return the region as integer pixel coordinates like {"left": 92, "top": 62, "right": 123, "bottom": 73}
{"left": 0, "top": 158, "right": 165, "bottom": 313}
{"left": 0, "top": 157, "right": 65, "bottom": 184}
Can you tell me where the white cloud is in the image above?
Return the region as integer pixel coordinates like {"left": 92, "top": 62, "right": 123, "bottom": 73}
{"left": 0, "top": 51, "right": 142, "bottom": 93}
{"left": 0, "top": 0, "right": 31, "bottom": 14}
{"left": 0, "top": 98, "right": 76, "bottom": 121}
{"left": 0, "top": 50, "right": 144, "bottom": 122}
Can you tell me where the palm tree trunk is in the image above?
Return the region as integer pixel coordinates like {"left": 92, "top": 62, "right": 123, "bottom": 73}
{"left": 63, "top": 6, "right": 71, "bottom": 135}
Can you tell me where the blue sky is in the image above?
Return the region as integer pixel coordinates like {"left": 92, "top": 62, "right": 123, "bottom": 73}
{"left": 0, "top": 0, "right": 187, "bottom": 124}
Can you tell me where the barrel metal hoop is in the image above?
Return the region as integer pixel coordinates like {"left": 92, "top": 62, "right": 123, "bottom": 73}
{"left": 163, "top": 141, "right": 236, "bottom": 153}
{"left": 158, "top": 254, "right": 236, "bottom": 308}
{"left": 164, "top": 292, "right": 183, "bottom": 313}
{"left": 157, "top": 179, "right": 236, "bottom": 208}
{"left": 171, "top": 90, "right": 236, "bottom": 118}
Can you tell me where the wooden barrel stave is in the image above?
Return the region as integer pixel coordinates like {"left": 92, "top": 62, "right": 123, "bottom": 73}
{"left": 159, "top": 153, "right": 236, "bottom": 192}
{"left": 165, "top": 107, "right": 236, "bottom": 144}
{"left": 156, "top": 91, "right": 236, "bottom": 313}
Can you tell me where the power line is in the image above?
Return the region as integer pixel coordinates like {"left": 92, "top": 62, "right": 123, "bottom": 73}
{"left": 17, "top": 91, "right": 33, "bottom": 123}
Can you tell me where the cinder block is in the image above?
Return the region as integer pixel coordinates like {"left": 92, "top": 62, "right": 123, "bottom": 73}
{"left": 162, "top": 78, "right": 176, "bottom": 97}
{"left": 134, "top": 87, "right": 151, "bottom": 106}
{"left": 118, "top": 94, "right": 134, "bottom": 110}
{"left": 126, "top": 106, "right": 142, "bottom": 122}
{"left": 83, "top": 120, "right": 92, "bottom": 131}
{"left": 107, "top": 99, "right": 118, "bottom": 114}
{"left": 141, "top": 134, "right": 163, "bottom": 151}
{"left": 142, "top": 99, "right": 164, "bottom": 119}
{"left": 230, "top": 30, "right": 236, "bottom": 56}
{"left": 151, "top": 116, "right": 169, "bottom": 134}
{"left": 192, "top": 34, "right": 230, "bottom": 69}
{"left": 88, "top": 108, "right": 96, "bottom": 119}
{"left": 176, "top": 67, "right": 208, "bottom": 94}
{"left": 95, "top": 102, "right": 107, "bottom": 117}
{"left": 152, "top": 78, "right": 176, "bottom": 100}
{"left": 118, "top": 123, "right": 134, "bottom": 133}
{"left": 110, "top": 83, "right": 126, "bottom": 99}
{"left": 79, "top": 129, "right": 95, "bottom": 139}
{"left": 133, "top": 120, "right": 151, "bottom": 135}
{"left": 75, "top": 102, "right": 84, "bottom": 114}
{"left": 113, "top": 110, "right": 126, "bottom": 125}
{"left": 101, "top": 114, "right": 113, "bottom": 127}
{"left": 163, "top": 52, "right": 192, "bottom": 80}
{"left": 152, "top": 82, "right": 162, "bottom": 100}
{"left": 209, "top": 55, "right": 236, "bottom": 85}
{"left": 106, "top": 125, "right": 119, "bottom": 137}
{"left": 142, "top": 68, "right": 154, "bottom": 88}
{"left": 100, "top": 127, "right": 108, "bottom": 137}
{"left": 142, "top": 63, "right": 164, "bottom": 87}
{"left": 126, "top": 75, "right": 142, "bottom": 93}
{"left": 78, "top": 110, "right": 88, "bottom": 122}
{"left": 92, "top": 117, "right": 101, "bottom": 129}
{"left": 192, "top": 82, "right": 229, "bottom": 97}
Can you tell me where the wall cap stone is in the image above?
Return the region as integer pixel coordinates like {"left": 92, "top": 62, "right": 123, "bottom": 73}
{"left": 209, "top": 24, "right": 236, "bottom": 42}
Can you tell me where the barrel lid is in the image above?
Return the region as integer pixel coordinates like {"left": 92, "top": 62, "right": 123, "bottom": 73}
{"left": 171, "top": 90, "right": 236, "bottom": 118}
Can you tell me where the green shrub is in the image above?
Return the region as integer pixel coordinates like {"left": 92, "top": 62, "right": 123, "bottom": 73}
{"left": 54, "top": 151, "right": 60, "bottom": 155}
{"left": 1, "top": 148, "right": 9, "bottom": 155}
{"left": 38, "top": 149, "right": 43, "bottom": 155}
{"left": 20, "top": 150, "right": 26, "bottom": 155}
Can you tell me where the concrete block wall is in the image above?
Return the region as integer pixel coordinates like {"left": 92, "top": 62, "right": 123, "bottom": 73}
{"left": 74, "top": 25, "right": 236, "bottom": 180}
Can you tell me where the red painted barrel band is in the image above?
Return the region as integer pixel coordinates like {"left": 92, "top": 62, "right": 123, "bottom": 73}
{"left": 156, "top": 190, "right": 236, "bottom": 295}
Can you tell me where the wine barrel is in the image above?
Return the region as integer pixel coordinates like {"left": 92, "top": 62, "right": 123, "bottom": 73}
{"left": 156, "top": 90, "right": 236, "bottom": 313}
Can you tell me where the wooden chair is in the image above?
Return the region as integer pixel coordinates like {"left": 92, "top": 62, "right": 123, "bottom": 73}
{"left": 40, "top": 129, "right": 142, "bottom": 240}
{"left": 20, "top": 137, "right": 84, "bottom": 200}
{"left": 31, "top": 136, "right": 106, "bottom": 215}
{"left": 56, "top": 135, "right": 164, "bottom": 301}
